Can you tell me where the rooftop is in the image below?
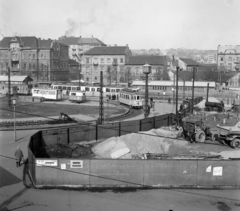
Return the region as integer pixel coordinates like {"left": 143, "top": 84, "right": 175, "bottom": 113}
{"left": 126, "top": 56, "right": 167, "bottom": 65}
{"left": 58, "top": 36, "right": 106, "bottom": 46}
{"left": 179, "top": 58, "right": 199, "bottom": 66}
{"left": 0, "top": 36, "right": 37, "bottom": 48}
{"left": 0, "top": 75, "right": 33, "bottom": 82}
{"left": 84, "top": 46, "right": 130, "bottom": 55}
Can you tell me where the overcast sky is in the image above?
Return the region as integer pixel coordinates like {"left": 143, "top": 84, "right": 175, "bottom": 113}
{"left": 0, "top": 0, "right": 239, "bottom": 50}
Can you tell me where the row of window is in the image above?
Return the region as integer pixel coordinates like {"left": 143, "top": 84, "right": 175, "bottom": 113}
{"left": 220, "top": 57, "right": 240, "bottom": 62}
{"left": 85, "top": 57, "right": 124, "bottom": 64}
{"left": 120, "top": 93, "right": 140, "bottom": 100}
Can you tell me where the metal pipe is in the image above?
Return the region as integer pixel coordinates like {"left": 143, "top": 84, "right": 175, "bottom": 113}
{"left": 13, "top": 104, "right": 16, "bottom": 142}
{"left": 176, "top": 67, "right": 179, "bottom": 125}
{"left": 191, "top": 67, "right": 195, "bottom": 114}
{"left": 145, "top": 73, "right": 149, "bottom": 118}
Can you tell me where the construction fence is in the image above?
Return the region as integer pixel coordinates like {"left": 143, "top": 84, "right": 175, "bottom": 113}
{"left": 26, "top": 96, "right": 240, "bottom": 189}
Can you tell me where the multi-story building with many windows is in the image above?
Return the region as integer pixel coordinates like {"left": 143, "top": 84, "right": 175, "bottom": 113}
{"left": 81, "top": 45, "right": 132, "bottom": 85}
{"left": 0, "top": 36, "right": 69, "bottom": 81}
{"left": 59, "top": 36, "right": 106, "bottom": 61}
{"left": 217, "top": 45, "right": 240, "bottom": 71}
{"left": 125, "top": 56, "right": 168, "bottom": 83}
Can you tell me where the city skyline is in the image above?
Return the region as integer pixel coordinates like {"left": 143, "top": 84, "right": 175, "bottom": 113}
{"left": 0, "top": 0, "right": 239, "bottom": 50}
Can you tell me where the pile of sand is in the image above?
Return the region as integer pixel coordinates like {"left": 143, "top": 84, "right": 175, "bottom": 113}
{"left": 195, "top": 97, "right": 219, "bottom": 109}
{"left": 92, "top": 129, "right": 188, "bottom": 159}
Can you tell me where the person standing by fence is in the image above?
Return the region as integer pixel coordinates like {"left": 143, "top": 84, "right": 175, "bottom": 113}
{"left": 15, "top": 146, "right": 24, "bottom": 167}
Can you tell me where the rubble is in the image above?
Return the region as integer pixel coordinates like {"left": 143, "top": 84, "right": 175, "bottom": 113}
{"left": 92, "top": 129, "right": 189, "bottom": 159}
{"left": 35, "top": 143, "right": 94, "bottom": 158}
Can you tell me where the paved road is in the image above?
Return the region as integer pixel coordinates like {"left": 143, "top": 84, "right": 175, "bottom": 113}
{"left": 1, "top": 130, "right": 240, "bottom": 211}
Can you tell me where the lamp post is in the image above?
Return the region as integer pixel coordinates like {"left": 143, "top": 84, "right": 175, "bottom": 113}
{"left": 112, "top": 60, "right": 118, "bottom": 86}
{"left": 143, "top": 63, "right": 152, "bottom": 118}
{"left": 12, "top": 97, "right": 17, "bottom": 142}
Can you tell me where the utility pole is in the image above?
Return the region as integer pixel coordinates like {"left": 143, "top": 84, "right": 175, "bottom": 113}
{"left": 99, "top": 71, "right": 104, "bottom": 124}
{"left": 8, "top": 66, "right": 11, "bottom": 107}
{"left": 191, "top": 67, "right": 196, "bottom": 114}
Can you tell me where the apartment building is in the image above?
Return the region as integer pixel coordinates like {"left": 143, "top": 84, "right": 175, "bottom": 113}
{"left": 81, "top": 45, "right": 132, "bottom": 85}
{"left": 217, "top": 45, "right": 240, "bottom": 71}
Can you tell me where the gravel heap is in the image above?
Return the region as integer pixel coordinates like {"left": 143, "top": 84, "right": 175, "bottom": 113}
{"left": 35, "top": 143, "right": 94, "bottom": 158}
{"left": 92, "top": 129, "right": 188, "bottom": 159}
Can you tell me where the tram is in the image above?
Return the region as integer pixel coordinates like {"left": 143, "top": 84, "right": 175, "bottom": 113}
{"left": 32, "top": 88, "right": 62, "bottom": 101}
{"left": 119, "top": 88, "right": 142, "bottom": 108}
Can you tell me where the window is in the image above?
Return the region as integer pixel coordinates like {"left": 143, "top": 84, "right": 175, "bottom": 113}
{"left": 86, "top": 78, "right": 89, "bottom": 82}
{"left": 41, "top": 53, "right": 44, "bottom": 58}
{"left": 101, "top": 58, "right": 104, "bottom": 63}
{"left": 29, "top": 63, "right": 32, "bottom": 70}
{"left": 120, "top": 58, "right": 124, "bottom": 63}
{"left": 91, "top": 88, "right": 95, "bottom": 91}
{"left": 32, "top": 54, "right": 35, "bottom": 59}
{"left": 23, "top": 63, "right": 26, "bottom": 70}
{"left": 29, "top": 54, "right": 31, "bottom": 59}
{"left": 106, "top": 88, "right": 110, "bottom": 92}
{"left": 86, "top": 58, "right": 90, "bottom": 64}
{"left": 237, "top": 57, "right": 240, "bottom": 62}
{"left": 94, "top": 58, "right": 98, "bottom": 63}
{"left": 107, "top": 58, "right": 111, "bottom": 63}
{"left": 97, "top": 88, "right": 100, "bottom": 92}
{"left": 228, "top": 57, "right": 232, "bottom": 62}
{"left": 71, "top": 93, "right": 76, "bottom": 96}
{"left": 41, "top": 64, "right": 44, "bottom": 70}
{"left": 94, "top": 77, "right": 97, "bottom": 80}
{"left": 85, "top": 87, "right": 90, "bottom": 91}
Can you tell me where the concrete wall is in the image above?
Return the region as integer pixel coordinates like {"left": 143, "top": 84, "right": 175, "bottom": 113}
{"left": 34, "top": 159, "right": 240, "bottom": 189}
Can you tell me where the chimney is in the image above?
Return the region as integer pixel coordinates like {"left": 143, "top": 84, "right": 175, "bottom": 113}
{"left": 126, "top": 44, "right": 128, "bottom": 46}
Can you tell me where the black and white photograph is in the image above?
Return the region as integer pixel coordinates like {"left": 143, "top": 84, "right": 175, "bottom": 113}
{"left": 0, "top": 0, "right": 240, "bottom": 210}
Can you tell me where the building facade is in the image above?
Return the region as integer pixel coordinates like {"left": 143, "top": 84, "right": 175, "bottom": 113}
{"left": 59, "top": 36, "right": 106, "bottom": 61}
{"left": 177, "top": 58, "right": 199, "bottom": 71}
{"left": 206, "top": 51, "right": 217, "bottom": 64}
{"left": 0, "top": 36, "right": 69, "bottom": 81}
{"left": 217, "top": 45, "right": 240, "bottom": 71}
{"left": 125, "top": 56, "right": 168, "bottom": 82}
{"left": 81, "top": 46, "right": 132, "bottom": 85}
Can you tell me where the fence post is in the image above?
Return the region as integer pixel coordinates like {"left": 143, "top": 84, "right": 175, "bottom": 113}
{"left": 67, "top": 128, "right": 70, "bottom": 144}
{"left": 167, "top": 114, "right": 170, "bottom": 126}
{"left": 140, "top": 120, "right": 142, "bottom": 131}
{"left": 96, "top": 124, "right": 98, "bottom": 140}
{"left": 119, "top": 122, "right": 121, "bottom": 136}
{"left": 153, "top": 117, "right": 156, "bottom": 129}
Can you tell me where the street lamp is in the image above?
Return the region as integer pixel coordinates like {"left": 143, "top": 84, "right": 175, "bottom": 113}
{"left": 112, "top": 60, "right": 118, "bottom": 86}
{"left": 12, "top": 96, "right": 17, "bottom": 142}
{"left": 143, "top": 63, "right": 152, "bottom": 118}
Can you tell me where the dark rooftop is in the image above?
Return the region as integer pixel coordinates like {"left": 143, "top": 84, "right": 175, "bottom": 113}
{"left": 179, "top": 58, "right": 199, "bottom": 66}
{"left": 126, "top": 56, "right": 167, "bottom": 65}
{"left": 84, "top": 46, "right": 129, "bottom": 55}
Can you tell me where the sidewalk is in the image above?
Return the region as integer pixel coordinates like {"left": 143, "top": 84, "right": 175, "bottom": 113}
{"left": 124, "top": 102, "right": 179, "bottom": 121}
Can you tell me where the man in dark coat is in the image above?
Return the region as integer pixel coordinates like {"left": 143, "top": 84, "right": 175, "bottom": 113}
{"left": 15, "top": 146, "right": 24, "bottom": 167}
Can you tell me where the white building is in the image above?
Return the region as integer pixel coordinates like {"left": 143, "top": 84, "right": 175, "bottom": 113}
{"left": 217, "top": 45, "right": 240, "bottom": 71}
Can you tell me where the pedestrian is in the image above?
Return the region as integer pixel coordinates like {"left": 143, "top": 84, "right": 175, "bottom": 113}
{"left": 15, "top": 146, "right": 24, "bottom": 167}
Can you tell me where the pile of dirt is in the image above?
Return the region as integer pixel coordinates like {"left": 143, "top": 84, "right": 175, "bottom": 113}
{"left": 92, "top": 129, "right": 189, "bottom": 159}
{"left": 35, "top": 143, "right": 94, "bottom": 158}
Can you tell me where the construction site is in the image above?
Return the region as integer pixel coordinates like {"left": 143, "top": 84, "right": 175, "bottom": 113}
{"left": 26, "top": 91, "right": 240, "bottom": 189}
